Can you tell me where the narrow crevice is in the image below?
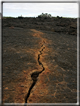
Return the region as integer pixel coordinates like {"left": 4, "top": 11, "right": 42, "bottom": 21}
{"left": 38, "top": 46, "right": 45, "bottom": 73}
{"left": 24, "top": 41, "right": 45, "bottom": 104}
{"left": 25, "top": 81, "right": 37, "bottom": 103}
{"left": 41, "top": 44, "right": 43, "bottom": 47}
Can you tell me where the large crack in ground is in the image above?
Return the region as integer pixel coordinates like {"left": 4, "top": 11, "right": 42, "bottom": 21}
{"left": 3, "top": 27, "right": 77, "bottom": 104}
{"left": 24, "top": 40, "right": 45, "bottom": 104}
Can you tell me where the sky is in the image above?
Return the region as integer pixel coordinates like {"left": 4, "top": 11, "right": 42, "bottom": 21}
{"left": 2, "top": 2, "right": 78, "bottom": 18}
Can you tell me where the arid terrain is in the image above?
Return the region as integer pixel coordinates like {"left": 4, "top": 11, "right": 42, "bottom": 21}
{"left": 2, "top": 17, "right": 77, "bottom": 105}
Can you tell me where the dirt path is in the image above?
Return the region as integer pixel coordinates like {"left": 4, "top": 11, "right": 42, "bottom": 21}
{"left": 3, "top": 28, "right": 77, "bottom": 104}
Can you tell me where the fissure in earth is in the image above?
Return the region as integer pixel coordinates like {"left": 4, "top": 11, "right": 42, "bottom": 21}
{"left": 25, "top": 41, "right": 45, "bottom": 104}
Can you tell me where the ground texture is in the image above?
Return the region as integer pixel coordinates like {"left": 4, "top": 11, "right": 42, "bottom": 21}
{"left": 2, "top": 17, "right": 77, "bottom": 104}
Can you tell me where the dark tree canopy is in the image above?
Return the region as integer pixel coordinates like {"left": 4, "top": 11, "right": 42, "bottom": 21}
{"left": 38, "top": 13, "right": 52, "bottom": 18}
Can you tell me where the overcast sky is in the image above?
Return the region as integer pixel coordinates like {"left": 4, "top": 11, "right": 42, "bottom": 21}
{"left": 2, "top": 2, "right": 78, "bottom": 18}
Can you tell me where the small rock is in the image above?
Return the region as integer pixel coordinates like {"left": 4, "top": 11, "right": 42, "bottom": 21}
{"left": 5, "top": 87, "right": 8, "bottom": 90}
{"left": 20, "top": 84, "right": 24, "bottom": 87}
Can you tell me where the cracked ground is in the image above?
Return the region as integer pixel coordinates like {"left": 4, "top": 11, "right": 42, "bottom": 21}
{"left": 3, "top": 27, "right": 77, "bottom": 104}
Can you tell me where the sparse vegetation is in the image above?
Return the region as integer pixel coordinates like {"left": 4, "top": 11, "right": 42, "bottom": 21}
{"left": 2, "top": 14, "right": 77, "bottom": 35}
{"left": 3, "top": 16, "right": 15, "bottom": 19}
{"left": 57, "top": 16, "right": 62, "bottom": 19}
{"left": 38, "top": 13, "right": 52, "bottom": 18}
{"left": 3, "top": 14, "right": 76, "bottom": 19}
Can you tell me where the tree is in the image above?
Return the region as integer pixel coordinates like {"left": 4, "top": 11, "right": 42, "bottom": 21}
{"left": 38, "top": 13, "right": 52, "bottom": 18}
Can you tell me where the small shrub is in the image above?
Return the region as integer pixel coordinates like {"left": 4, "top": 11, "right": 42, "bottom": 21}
{"left": 38, "top": 13, "right": 52, "bottom": 18}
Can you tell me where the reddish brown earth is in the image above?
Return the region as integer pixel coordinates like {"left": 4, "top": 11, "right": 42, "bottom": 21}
{"left": 2, "top": 17, "right": 77, "bottom": 105}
